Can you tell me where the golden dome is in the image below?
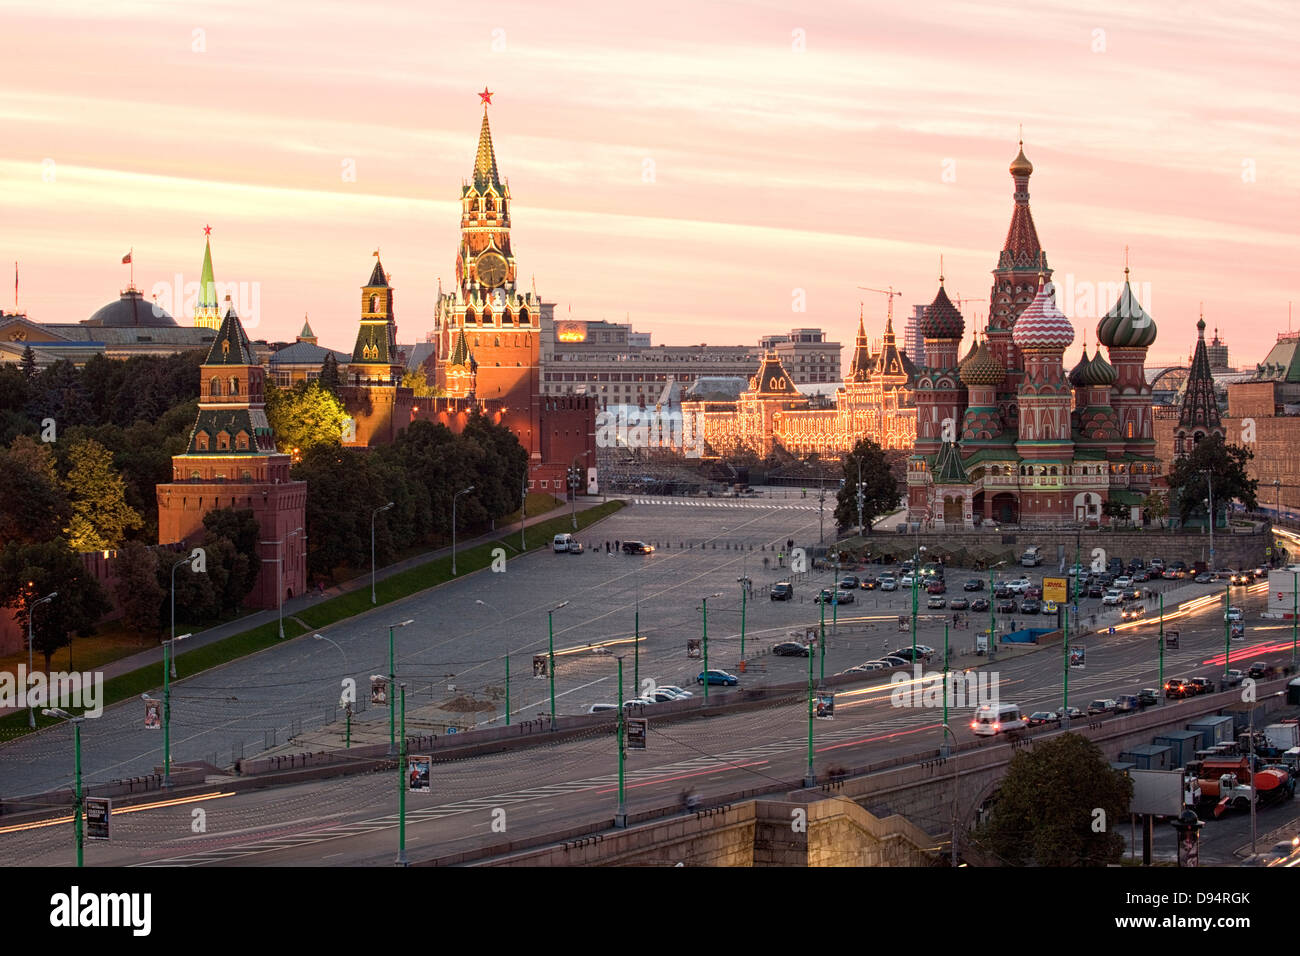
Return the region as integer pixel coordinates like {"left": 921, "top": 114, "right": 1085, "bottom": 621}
{"left": 1010, "top": 141, "right": 1033, "bottom": 177}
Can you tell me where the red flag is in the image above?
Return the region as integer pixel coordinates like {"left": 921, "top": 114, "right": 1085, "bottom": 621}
{"left": 122, "top": 252, "right": 132, "bottom": 264}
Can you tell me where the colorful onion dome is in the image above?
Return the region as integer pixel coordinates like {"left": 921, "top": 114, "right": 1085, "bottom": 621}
{"left": 1081, "top": 348, "right": 1117, "bottom": 386}
{"left": 1068, "top": 343, "right": 1092, "bottom": 387}
{"left": 1096, "top": 271, "right": 1157, "bottom": 348}
{"left": 921, "top": 283, "right": 964, "bottom": 340}
{"left": 959, "top": 337, "right": 1006, "bottom": 387}
{"left": 1009, "top": 141, "right": 1033, "bottom": 177}
{"left": 1012, "top": 278, "right": 1075, "bottom": 351}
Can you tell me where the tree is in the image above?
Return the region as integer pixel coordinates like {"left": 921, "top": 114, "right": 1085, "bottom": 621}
{"left": 1102, "top": 498, "right": 1129, "bottom": 526}
{"left": 114, "top": 540, "right": 166, "bottom": 639}
{"left": 62, "top": 437, "right": 143, "bottom": 551}
{"left": 974, "top": 733, "right": 1133, "bottom": 866}
{"left": 1143, "top": 490, "right": 1169, "bottom": 528}
{"left": 400, "top": 366, "right": 444, "bottom": 398}
{"left": 834, "top": 438, "right": 901, "bottom": 535}
{"left": 0, "top": 539, "right": 111, "bottom": 670}
{"left": 202, "top": 508, "right": 262, "bottom": 611}
{"left": 264, "top": 380, "right": 348, "bottom": 455}
{"left": 318, "top": 352, "right": 341, "bottom": 395}
{"left": 20, "top": 345, "right": 38, "bottom": 379}
{"left": 0, "top": 436, "right": 69, "bottom": 545}
{"left": 1166, "top": 434, "right": 1258, "bottom": 524}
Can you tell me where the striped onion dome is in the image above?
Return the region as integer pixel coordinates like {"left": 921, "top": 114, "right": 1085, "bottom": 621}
{"left": 1012, "top": 279, "right": 1074, "bottom": 351}
{"left": 1096, "top": 272, "right": 1157, "bottom": 348}
{"left": 1080, "top": 348, "right": 1117, "bottom": 386}
{"left": 921, "top": 284, "right": 964, "bottom": 340}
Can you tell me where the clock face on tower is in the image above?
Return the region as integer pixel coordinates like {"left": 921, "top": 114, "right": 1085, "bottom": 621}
{"left": 476, "top": 252, "right": 507, "bottom": 289}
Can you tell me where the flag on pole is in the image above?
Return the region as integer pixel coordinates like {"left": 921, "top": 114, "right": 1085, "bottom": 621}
{"left": 122, "top": 251, "right": 132, "bottom": 264}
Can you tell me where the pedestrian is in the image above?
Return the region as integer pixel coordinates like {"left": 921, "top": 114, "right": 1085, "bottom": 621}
{"left": 605, "top": 540, "right": 610, "bottom": 553}
{"left": 615, "top": 539, "right": 620, "bottom": 552}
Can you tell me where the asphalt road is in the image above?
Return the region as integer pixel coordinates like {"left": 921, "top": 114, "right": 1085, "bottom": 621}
{"left": 3, "top": 543, "right": 1295, "bottom": 866}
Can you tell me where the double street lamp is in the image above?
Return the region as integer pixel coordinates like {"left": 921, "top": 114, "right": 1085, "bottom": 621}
{"left": 452, "top": 486, "right": 475, "bottom": 575}
{"left": 42, "top": 707, "right": 85, "bottom": 867}
{"left": 145, "top": 631, "right": 190, "bottom": 787}
{"left": 372, "top": 502, "right": 394, "bottom": 604}
{"left": 27, "top": 590, "right": 57, "bottom": 728}
{"left": 700, "top": 592, "right": 723, "bottom": 700}
{"left": 386, "top": 619, "right": 414, "bottom": 756}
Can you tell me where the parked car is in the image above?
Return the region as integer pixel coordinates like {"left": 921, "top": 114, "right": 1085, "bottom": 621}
{"left": 839, "top": 575, "right": 860, "bottom": 590}
{"left": 879, "top": 576, "right": 898, "bottom": 591}
{"left": 1103, "top": 589, "right": 1122, "bottom": 606}
{"left": 1087, "top": 698, "right": 1117, "bottom": 715}
{"left": 622, "top": 540, "right": 655, "bottom": 554}
{"left": 949, "top": 598, "right": 969, "bottom": 611}
{"left": 1225, "top": 606, "right": 1243, "bottom": 622}
{"left": 1056, "top": 706, "right": 1083, "bottom": 720}
{"left": 927, "top": 596, "right": 947, "bottom": 609}
{"left": 1189, "top": 677, "right": 1217, "bottom": 695}
{"left": 1137, "top": 688, "right": 1160, "bottom": 707}
{"left": 587, "top": 703, "right": 619, "bottom": 714}
{"left": 697, "top": 669, "right": 739, "bottom": 686}
{"left": 653, "top": 687, "right": 687, "bottom": 702}
{"left": 657, "top": 685, "right": 692, "bottom": 699}
{"left": 971, "top": 598, "right": 991, "bottom": 612}
{"left": 927, "top": 581, "right": 946, "bottom": 595}
{"left": 1020, "top": 599, "right": 1041, "bottom": 614}
{"left": 880, "top": 656, "right": 910, "bottom": 668}
{"left": 1024, "top": 586, "right": 1042, "bottom": 600}
{"left": 1223, "top": 669, "right": 1246, "bottom": 687}
{"left": 1248, "top": 661, "right": 1275, "bottom": 679}
{"left": 997, "top": 599, "right": 1017, "bottom": 613}
{"left": 1149, "top": 557, "right": 1165, "bottom": 571}
{"left": 963, "top": 579, "right": 985, "bottom": 591}
{"left": 890, "top": 648, "right": 929, "bottom": 662}
{"left": 857, "top": 661, "right": 889, "bottom": 671}
{"left": 1028, "top": 711, "right": 1061, "bottom": 727}
{"left": 1007, "top": 578, "right": 1032, "bottom": 593}
{"left": 770, "top": 582, "right": 794, "bottom": 601}
{"left": 773, "top": 641, "right": 811, "bottom": 657}
{"left": 900, "top": 573, "right": 916, "bottom": 587}
{"left": 1114, "top": 576, "right": 1132, "bottom": 588}
{"left": 567, "top": 540, "right": 585, "bottom": 554}
{"left": 623, "top": 696, "right": 656, "bottom": 709}
{"left": 1088, "top": 585, "right": 1104, "bottom": 599}
{"left": 1164, "top": 677, "right": 1193, "bottom": 699}
{"left": 1114, "top": 694, "right": 1140, "bottom": 713}
{"left": 994, "top": 585, "right": 1013, "bottom": 600}
{"left": 1194, "top": 572, "right": 1213, "bottom": 584}
{"left": 836, "top": 589, "right": 855, "bottom": 604}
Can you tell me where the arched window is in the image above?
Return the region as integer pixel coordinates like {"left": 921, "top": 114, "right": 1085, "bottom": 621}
{"left": 1127, "top": 421, "right": 1134, "bottom": 439}
{"left": 190, "top": 470, "right": 201, "bottom": 480}
{"left": 195, "top": 431, "right": 209, "bottom": 451}
{"left": 236, "top": 432, "right": 249, "bottom": 450}
{"left": 210, "top": 377, "right": 221, "bottom": 396}
{"left": 217, "top": 432, "right": 230, "bottom": 450}
{"left": 229, "top": 377, "right": 239, "bottom": 396}
{"left": 370, "top": 294, "right": 379, "bottom": 313}
{"left": 466, "top": 308, "right": 476, "bottom": 324}
{"left": 494, "top": 336, "right": 501, "bottom": 347}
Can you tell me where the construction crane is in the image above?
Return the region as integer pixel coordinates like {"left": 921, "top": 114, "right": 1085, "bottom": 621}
{"left": 857, "top": 286, "right": 903, "bottom": 326}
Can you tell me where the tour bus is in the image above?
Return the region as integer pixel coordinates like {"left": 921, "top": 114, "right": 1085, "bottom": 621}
{"left": 553, "top": 533, "right": 574, "bottom": 553}
{"left": 971, "top": 702, "right": 1028, "bottom": 736}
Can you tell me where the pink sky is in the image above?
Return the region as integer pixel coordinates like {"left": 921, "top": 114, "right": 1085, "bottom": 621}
{"left": 3, "top": 0, "right": 1297, "bottom": 369}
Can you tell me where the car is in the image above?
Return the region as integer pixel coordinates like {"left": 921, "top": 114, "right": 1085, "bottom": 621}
{"left": 857, "top": 661, "right": 889, "bottom": 671}
{"left": 1088, "top": 585, "right": 1104, "bottom": 599}
{"left": 949, "top": 597, "right": 970, "bottom": 610}
{"left": 1231, "top": 571, "right": 1251, "bottom": 586}
{"left": 1133, "top": 570, "right": 1150, "bottom": 583}
{"left": 623, "top": 696, "right": 656, "bottom": 709}
{"left": 1087, "top": 698, "right": 1117, "bottom": 715}
{"left": 772, "top": 641, "right": 811, "bottom": 657}
{"left": 770, "top": 582, "right": 794, "bottom": 601}
{"left": 1056, "top": 706, "right": 1083, "bottom": 720}
{"left": 565, "top": 540, "right": 584, "bottom": 554}
{"left": 622, "top": 540, "right": 654, "bottom": 554}
{"left": 915, "top": 644, "right": 936, "bottom": 655}
{"left": 553, "top": 533, "right": 575, "bottom": 552}
{"left": 997, "top": 599, "right": 1017, "bottom": 613}
{"left": 994, "top": 585, "right": 1013, "bottom": 600}
{"left": 1254, "top": 566, "right": 1269, "bottom": 579}
{"left": 835, "top": 589, "right": 855, "bottom": 604}
{"left": 1137, "top": 688, "right": 1160, "bottom": 707}
{"left": 652, "top": 687, "right": 687, "bottom": 702}
{"left": 927, "top": 581, "right": 947, "bottom": 595}
{"left": 1189, "top": 677, "right": 1217, "bottom": 695}
{"left": 1125, "top": 588, "right": 1143, "bottom": 602}
{"left": 1223, "top": 669, "right": 1246, "bottom": 687}
{"left": 697, "top": 669, "right": 739, "bottom": 686}
{"left": 1149, "top": 557, "right": 1165, "bottom": 570}
{"left": 1103, "top": 589, "right": 1122, "bottom": 606}
{"left": 1006, "top": 578, "right": 1032, "bottom": 594}
{"left": 1027, "top": 711, "right": 1061, "bottom": 727}
{"left": 1171, "top": 561, "right": 1187, "bottom": 572}
{"left": 1194, "top": 572, "right": 1213, "bottom": 584}
{"left": 1020, "top": 599, "right": 1041, "bottom": 614}
{"left": 657, "top": 685, "right": 692, "bottom": 699}
{"left": 859, "top": 576, "right": 879, "bottom": 590}
{"left": 1247, "top": 661, "right": 1275, "bottom": 679}
{"left": 964, "top": 579, "right": 985, "bottom": 591}
{"left": 927, "top": 596, "right": 947, "bottom": 609}
{"left": 900, "top": 573, "right": 916, "bottom": 587}
{"left": 880, "top": 656, "right": 910, "bottom": 668}
{"left": 1115, "top": 576, "right": 1132, "bottom": 588}
{"left": 1114, "top": 694, "right": 1140, "bottom": 713}
{"left": 889, "top": 647, "right": 925, "bottom": 662}
{"left": 1067, "top": 564, "right": 1086, "bottom": 578}
{"left": 971, "top": 598, "right": 990, "bottom": 612}
{"left": 879, "top": 577, "right": 898, "bottom": 591}
{"left": 1225, "top": 606, "right": 1243, "bottom": 622}
{"left": 1121, "top": 605, "right": 1145, "bottom": 621}
{"left": 1041, "top": 599, "right": 1058, "bottom": 613}
{"left": 839, "top": 575, "right": 860, "bottom": 590}
{"left": 587, "top": 703, "right": 619, "bottom": 714}
{"left": 1164, "top": 678, "right": 1193, "bottom": 699}
{"left": 1098, "top": 573, "right": 1116, "bottom": 587}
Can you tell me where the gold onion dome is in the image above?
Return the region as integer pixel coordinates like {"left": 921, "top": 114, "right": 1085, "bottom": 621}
{"left": 959, "top": 336, "right": 1005, "bottom": 387}
{"left": 1010, "top": 141, "right": 1033, "bottom": 177}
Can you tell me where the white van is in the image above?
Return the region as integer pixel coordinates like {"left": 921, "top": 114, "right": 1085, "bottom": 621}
{"left": 553, "top": 533, "right": 574, "bottom": 553}
{"left": 1020, "top": 547, "right": 1042, "bottom": 567}
{"left": 971, "top": 702, "right": 1027, "bottom": 736}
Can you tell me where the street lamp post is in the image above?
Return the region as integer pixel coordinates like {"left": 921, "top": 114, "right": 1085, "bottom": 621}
{"left": 1223, "top": 579, "right": 1231, "bottom": 682}
{"left": 1292, "top": 570, "right": 1297, "bottom": 670}
{"left": 278, "top": 526, "right": 302, "bottom": 639}
{"left": 548, "top": 601, "right": 568, "bottom": 728}
{"left": 452, "top": 486, "right": 475, "bottom": 576}
{"left": 27, "top": 591, "right": 57, "bottom": 728}
{"left": 615, "top": 655, "right": 627, "bottom": 827}
{"left": 804, "top": 630, "right": 815, "bottom": 788}
{"left": 1158, "top": 593, "right": 1165, "bottom": 703}
{"left": 42, "top": 708, "right": 84, "bottom": 867}
{"left": 371, "top": 502, "right": 394, "bottom": 605}
{"left": 941, "top": 722, "right": 959, "bottom": 866}
{"left": 387, "top": 619, "right": 413, "bottom": 755}
{"left": 147, "top": 631, "right": 190, "bottom": 787}
{"left": 569, "top": 465, "right": 580, "bottom": 530}
{"left": 396, "top": 681, "right": 408, "bottom": 866}
{"left": 1275, "top": 478, "right": 1282, "bottom": 524}
{"left": 701, "top": 592, "right": 722, "bottom": 700}
{"left": 856, "top": 458, "right": 865, "bottom": 538}
{"left": 1205, "top": 471, "right": 1215, "bottom": 572}
{"left": 169, "top": 555, "right": 194, "bottom": 677}
{"left": 988, "top": 561, "right": 1006, "bottom": 664}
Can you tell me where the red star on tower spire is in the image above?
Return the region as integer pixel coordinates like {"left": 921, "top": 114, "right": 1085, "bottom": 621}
{"left": 203, "top": 223, "right": 212, "bottom": 236}
{"left": 478, "top": 87, "right": 493, "bottom": 106}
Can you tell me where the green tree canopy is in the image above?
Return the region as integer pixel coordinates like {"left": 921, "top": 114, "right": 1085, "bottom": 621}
{"left": 1166, "top": 434, "right": 1257, "bottom": 524}
{"left": 114, "top": 540, "right": 166, "bottom": 638}
{"left": 834, "top": 438, "right": 901, "bottom": 534}
{"left": 974, "top": 733, "right": 1133, "bottom": 866}
{"left": 318, "top": 352, "right": 341, "bottom": 395}
{"left": 0, "top": 435, "right": 69, "bottom": 545}
{"left": 265, "top": 380, "right": 348, "bottom": 455}
{"left": 62, "top": 437, "right": 143, "bottom": 551}
{"left": 0, "top": 539, "right": 111, "bottom": 670}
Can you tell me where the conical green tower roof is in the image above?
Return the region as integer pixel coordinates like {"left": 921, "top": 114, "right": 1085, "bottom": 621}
{"left": 473, "top": 109, "right": 502, "bottom": 192}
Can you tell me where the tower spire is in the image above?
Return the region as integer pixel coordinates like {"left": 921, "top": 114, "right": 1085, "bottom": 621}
{"left": 473, "top": 96, "right": 502, "bottom": 191}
